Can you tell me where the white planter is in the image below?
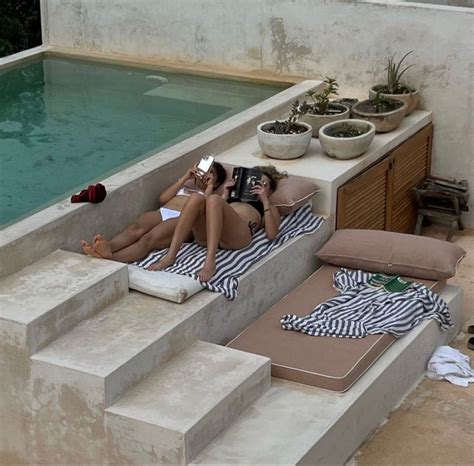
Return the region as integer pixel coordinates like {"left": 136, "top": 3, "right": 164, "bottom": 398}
{"left": 352, "top": 99, "right": 408, "bottom": 133}
{"left": 257, "top": 121, "right": 312, "bottom": 159}
{"left": 319, "top": 119, "right": 376, "bottom": 160}
{"left": 369, "top": 86, "right": 419, "bottom": 115}
{"left": 301, "top": 103, "right": 350, "bottom": 138}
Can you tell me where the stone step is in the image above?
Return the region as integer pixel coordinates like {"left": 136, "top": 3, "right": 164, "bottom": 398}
{"left": 192, "top": 285, "right": 464, "bottom": 466}
{"left": 105, "top": 341, "right": 271, "bottom": 465}
{"left": 31, "top": 290, "right": 204, "bottom": 405}
{"left": 0, "top": 249, "right": 128, "bottom": 354}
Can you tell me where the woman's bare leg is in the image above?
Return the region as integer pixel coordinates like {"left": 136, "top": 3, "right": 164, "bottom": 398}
{"left": 149, "top": 194, "right": 206, "bottom": 271}
{"left": 93, "top": 211, "right": 163, "bottom": 258}
{"left": 197, "top": 194, "right": 252, "bottom": 282}
{"left": 94, "top": 218, "right": 185, "bottom": 263}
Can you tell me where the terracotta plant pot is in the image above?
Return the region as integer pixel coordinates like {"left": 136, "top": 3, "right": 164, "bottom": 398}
{"left": 257, "top": 121, "right": 312, "bottom": 159}
{"left": 319, "top": 119, "right": 376, "bottom": 160}
{"left": 352, "top": 99, "right": 408, "bottom": 133}
{"left": 369, "top": 86, "right": 419, "bottom": 115}
{"left": 300, "top": 103, "right": 350, "bottom": 138}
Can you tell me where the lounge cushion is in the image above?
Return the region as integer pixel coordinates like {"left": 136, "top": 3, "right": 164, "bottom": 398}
{"left": 128, "top": 265, "right": 204, "bottom": 303}
{"left": 217, "top": 163, "right": 320, "bottom": 215}
{"left": 269, "top": 177, "right": 321, "bottom": 215}
{"left": 316, "top": 229, "right": 466, "bottom": 280}
{"left": 228, "top": 264, "right": 445, "bottom": 392}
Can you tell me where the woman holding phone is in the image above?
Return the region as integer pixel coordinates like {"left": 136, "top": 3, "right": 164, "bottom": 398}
{"left": 81, "top": 161, "right": 227, "bottom": 262}
{"left": 150, "top": 166, "right": 282, "bottom": 282}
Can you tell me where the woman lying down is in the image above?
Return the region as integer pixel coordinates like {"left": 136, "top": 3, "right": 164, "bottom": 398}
{"left": 150, "top": 166, "right": 282, "bottom": 282}
{"left": 82, "top": 164, "right": 285, "bottom": 282}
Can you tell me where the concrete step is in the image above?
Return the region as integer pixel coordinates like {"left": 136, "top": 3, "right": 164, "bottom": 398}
{"left": 193, "top": 285, "right": 464, "bottom": 466}
{"left": 31, "top": 290, "right": 203, "bottom": 405}
{"left": 105, "top": 341, "right": 271, "bottom": 465}
{"left": 0, "top": 249, "right": 128, "bottom": 353}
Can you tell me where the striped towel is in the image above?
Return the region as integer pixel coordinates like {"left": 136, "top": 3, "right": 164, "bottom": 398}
{"left": 281, "top": 268, "right": 452, "bottom": 338}
{"left": 135, "top": 204, "right": 324, "bottom": 299}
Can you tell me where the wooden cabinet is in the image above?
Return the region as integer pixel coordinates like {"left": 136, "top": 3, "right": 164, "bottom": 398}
{"left": 337, "top": 124, "right": 432, "bottom": 233}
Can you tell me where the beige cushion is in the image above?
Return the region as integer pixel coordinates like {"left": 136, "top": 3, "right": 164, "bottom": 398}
{"left": 128, "top": 265, "right": 204, "bottom": 303}
{"left": 316, "top": 229, "right": 466, "bottom": 280}
{"left": 270, "top": 177, "right": 321, "bottom": 215}
{"left": 220, "top": 163, "right": 320, "bottom": 215}
{"left": 228, "top": 264, "right": 445, "bottom": 392}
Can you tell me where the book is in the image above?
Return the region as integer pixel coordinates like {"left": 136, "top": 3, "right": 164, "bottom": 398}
{"left": 230, "top": 167, "right": 263, "bottom": 202}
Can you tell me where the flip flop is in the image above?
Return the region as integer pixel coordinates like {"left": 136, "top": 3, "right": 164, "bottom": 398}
{"left": 468, "top": 337, "right": 474, "bottom": 351}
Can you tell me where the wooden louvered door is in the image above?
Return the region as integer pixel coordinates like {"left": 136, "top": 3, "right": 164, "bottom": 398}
{"left": 336, "top": 124, "right": 432, "bottom": 232}
{"left": 337, "top": 157, "right": 392, "bottom": 230}
{"left": 388, "top": 124, "right": 433, "bottom": 233}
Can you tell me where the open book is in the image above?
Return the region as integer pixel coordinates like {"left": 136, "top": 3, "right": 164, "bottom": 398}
{"left": 229, "top": 167, "right": 263, "bottom": 202}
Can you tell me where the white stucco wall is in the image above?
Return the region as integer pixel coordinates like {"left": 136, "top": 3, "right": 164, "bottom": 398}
{"left": 41, "top": 0, "right": 474, "bottom": 226}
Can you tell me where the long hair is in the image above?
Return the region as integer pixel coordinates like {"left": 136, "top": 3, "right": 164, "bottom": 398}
{"left": 252, "top": 165, "right": 288, "bottom": 193}
{"left": 212, "top": 162, "right": 227, "bottom": 189}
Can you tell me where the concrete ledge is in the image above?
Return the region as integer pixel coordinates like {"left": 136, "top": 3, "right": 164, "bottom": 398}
{"left": 216, "top": 110, "right": 433, "bottom": 216}
{"left": 0, "top": 250, "right": 128, "bottom": 353}
{"left": 105, "top": 341, "right": 271, "bottom": 465}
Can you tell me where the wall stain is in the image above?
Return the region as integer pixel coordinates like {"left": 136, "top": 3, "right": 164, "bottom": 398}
{"left": 270, "top": 17, "right": 311, "bottom": 73}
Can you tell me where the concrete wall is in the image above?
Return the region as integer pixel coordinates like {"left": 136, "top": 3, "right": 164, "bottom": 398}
{"left": 40, "top": 0, "right": 474, "bottom": 226}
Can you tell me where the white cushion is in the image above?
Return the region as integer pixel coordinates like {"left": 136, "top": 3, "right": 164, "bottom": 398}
{"left": 128, "top": 265, "right": 204, "bottom": 303}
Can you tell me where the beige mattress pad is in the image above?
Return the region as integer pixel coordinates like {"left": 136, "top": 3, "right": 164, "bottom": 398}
{"left": 228, "top": 264, "right": 445, "bottom": 392}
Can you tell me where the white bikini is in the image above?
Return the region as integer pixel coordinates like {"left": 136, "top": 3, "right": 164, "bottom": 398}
{"left": 159, "top": 186, "right": 204, "bottom": 221}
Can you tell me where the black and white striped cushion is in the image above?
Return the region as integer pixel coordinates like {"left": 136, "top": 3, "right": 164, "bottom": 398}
{"left": 135, "top": 204, "right": 324, "bottom": 300}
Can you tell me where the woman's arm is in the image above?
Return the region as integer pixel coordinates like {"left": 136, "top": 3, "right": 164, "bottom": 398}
{"left": 262, "top": 205, "right": 280, "bottom": 240}
{"left": 252, "top": 183, "right": 281, "bottom": 240}
{"left": 159, "top": 167, "right": 196, "bottom": 205}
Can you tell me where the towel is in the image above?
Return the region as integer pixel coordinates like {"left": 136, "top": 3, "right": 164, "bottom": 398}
{"left": 426, "top": 345, "right": 474, "bottom": 387}
{"left": 135, "top": 204, "right": 325, "bottom": 299}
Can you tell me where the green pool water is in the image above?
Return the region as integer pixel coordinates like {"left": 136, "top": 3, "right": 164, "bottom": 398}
{"left": 0, "top": 58, "right": 284, "bottom": 227}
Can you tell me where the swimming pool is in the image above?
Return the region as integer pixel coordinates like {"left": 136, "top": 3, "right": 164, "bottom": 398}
{"left": 0, "top": 58, "right": 284, "bottom": 227}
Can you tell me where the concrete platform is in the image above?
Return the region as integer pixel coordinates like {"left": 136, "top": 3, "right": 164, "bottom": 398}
{"left": 105, "top": 341, "right": 270, "bottom": 465}
{"left": 23, "top": 227, "right": 329, "bottom": 464}
{"left": 0, "top": 250, "right": 128, "bottom": 353}
{"left": 216, "top": 110, "right": 432, "bottom": 217}
{"left": 193, "top": 285, "right": 463, "bottom": 465}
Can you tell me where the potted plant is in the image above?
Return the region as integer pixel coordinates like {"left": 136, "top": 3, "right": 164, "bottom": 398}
{"left": 369, "top": 51, "right": 419, "bottom": 115}
{"left": 352, "top": 91, "right": 408, "bottom": 133}
{"left": 257, "top": 100, "right": 313, "bottom": 159}
{"left": 300, "top": 77, "right": 350, "bottom": 138}
{"left": 319, "top": 119, "right": 376, "bottom": 160}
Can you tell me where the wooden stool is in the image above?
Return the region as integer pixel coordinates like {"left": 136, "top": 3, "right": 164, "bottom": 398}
{"left": 413, "top": 188, "right": 464, "bottom": 241}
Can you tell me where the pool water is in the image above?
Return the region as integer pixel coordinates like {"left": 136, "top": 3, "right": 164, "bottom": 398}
{"left": 0, "top": 58, "right": 284, "bottom": 227}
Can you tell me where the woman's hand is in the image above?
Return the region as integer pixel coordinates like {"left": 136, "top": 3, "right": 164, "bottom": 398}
{"left": 221, "top": 179, "right": 235, "bottom": 200}
{"left": 182, "top": 165, "right": 198, "bottom": 183}
{"left": 251, "top": 181, "right": 269, "bottom": 202}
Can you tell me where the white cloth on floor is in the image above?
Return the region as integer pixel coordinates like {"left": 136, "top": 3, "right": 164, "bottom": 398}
{"left": 426, "top": 345, "right": 474, "bottom": 387}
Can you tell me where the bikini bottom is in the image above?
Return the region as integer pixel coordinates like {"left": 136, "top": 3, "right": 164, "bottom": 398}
{"left": 159, "top": 207, "right": 181, "bottom": 222}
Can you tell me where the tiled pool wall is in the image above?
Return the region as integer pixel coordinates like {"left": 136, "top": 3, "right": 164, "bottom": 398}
{"left": 0, "top": 51, "right": 321, "bottom": 278}
{"left": 40, "top": 0, "right": 474, "bottom": 228}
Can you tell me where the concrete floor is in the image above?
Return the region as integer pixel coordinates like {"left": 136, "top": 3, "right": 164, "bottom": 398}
{"left": 353, "top": 225, "right": 474, "bottom": 465}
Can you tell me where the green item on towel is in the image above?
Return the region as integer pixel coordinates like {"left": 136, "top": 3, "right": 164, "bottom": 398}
{"left": 368, "top": 273, "right": 413, "bottom": 293}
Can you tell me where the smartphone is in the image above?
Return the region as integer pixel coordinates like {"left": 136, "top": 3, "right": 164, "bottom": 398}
{"left": 196, "top": 155, "right": 214, "bottom": 178}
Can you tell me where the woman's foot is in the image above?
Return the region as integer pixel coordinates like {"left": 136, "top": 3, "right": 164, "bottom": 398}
{"left": 197, "top": 260, "right": 216, "bottom": 282}
{"left": 93, "top": 235, "right": 113, "bottom": 259}
{"left": 147, "top": 254, "right": 176, "bottom": 271}
{"left": 80, "top": 240, "right": 103, "bottom": 259}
